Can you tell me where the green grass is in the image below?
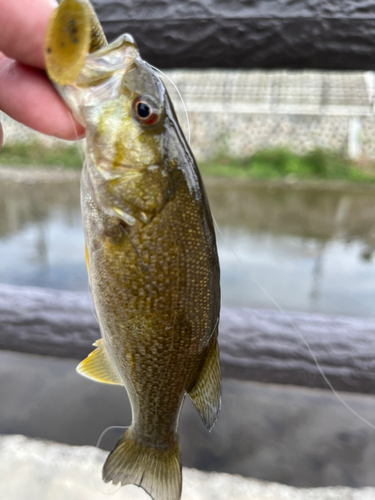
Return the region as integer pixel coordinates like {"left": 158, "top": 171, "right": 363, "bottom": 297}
{"left": 1, "top": 142, "right": 375, "bottom": 183}
{"left": 0, "top": 141, "right": 82, "bottom": 169}
{"left": 199, "top": 148, "right": 375, "bottom": 183}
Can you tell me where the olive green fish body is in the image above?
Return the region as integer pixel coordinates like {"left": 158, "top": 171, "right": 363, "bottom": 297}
{"left": 45, "top": 2, "right": 221, "bottom": 499}
{"left": 82, "top": 147, "right": 220, "bottom": 440}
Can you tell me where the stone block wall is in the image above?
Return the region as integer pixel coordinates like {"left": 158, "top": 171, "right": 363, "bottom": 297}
{"left": 1, "top": 70, "right": 375, "bottom": 162}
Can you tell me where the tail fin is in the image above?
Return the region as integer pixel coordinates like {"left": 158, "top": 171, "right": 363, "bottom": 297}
{"left": 102, "top": 429, "right": 182, "bottom": 500}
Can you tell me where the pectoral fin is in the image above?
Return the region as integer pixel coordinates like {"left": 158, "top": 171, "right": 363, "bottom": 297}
{"left": 76, "top": 339, "right": 123, "bottom": 385}
{"left": 188, "top": 339, "right": 221, "bottom": 431}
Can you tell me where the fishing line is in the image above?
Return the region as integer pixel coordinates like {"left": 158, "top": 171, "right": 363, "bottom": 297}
{"left": 94, "top": 425, "right": 128, "bottom": 496}
{"left": 148, "top": 65, "right": 191, "bottom": 146}
{"left": 67, "top": 110, "right": 85, "bottom": 164}
{"left": 212, "top": 217, "right": 375, "bottom": 431}
{"left": 96, "top": 425, "right": 129, "bottom": 449}
{"left": 87, "top": 278, "right": 100, "bottom": 324}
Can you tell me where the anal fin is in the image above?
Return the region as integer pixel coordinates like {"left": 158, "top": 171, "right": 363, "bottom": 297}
{"left": 77, "top": 338, "right": 123, "bottom": 385}
{"left": 188, "top": 339, "right": 221, "bottom": 431}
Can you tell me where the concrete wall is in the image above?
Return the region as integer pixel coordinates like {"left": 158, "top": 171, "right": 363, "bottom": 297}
{"left": 1, "top": 70, "right": 375, "bottom": 162}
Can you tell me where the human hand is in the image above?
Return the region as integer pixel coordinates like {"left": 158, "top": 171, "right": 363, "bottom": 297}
{"left": 0, "top": 0, "right": 85, "bottom": 149}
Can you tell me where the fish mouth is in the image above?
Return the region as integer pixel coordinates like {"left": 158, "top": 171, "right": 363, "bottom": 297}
{"left": 76, "top": 34, "right": 140, "bottom": 87}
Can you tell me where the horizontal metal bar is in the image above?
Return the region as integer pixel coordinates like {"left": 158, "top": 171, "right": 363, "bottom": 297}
{"left": 0, "top": 284, "right": 374, "bottom": 394}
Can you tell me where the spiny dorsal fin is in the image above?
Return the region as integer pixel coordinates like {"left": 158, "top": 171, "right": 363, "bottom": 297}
{"left": 76, "top": 338, "right": 123, "bottom": 385}
{"left": 188, "top": 339, "right": 221, "bottom": 430}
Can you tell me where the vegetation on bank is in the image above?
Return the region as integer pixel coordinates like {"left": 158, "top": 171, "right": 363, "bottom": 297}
{"left": 0, "top": 142, "right": 82, "bottom": 169}
{"left": 199, "top": 148, "right": 375, "bottom": 183}
{"left": 1, "top": 142, "right": 375, "bottom": 183}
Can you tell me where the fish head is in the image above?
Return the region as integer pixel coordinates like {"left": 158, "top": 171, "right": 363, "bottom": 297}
{"left": 84, "top": 43, "right": 174, "bottom": 226}
{"left": 82, "top": 40, "right": 166, "bottom": 172}
{"left": 49, "top": 32, "right": 178, "bottom": 226}
{"left": 45, "top": 0, "right": 192, "bottom": 226}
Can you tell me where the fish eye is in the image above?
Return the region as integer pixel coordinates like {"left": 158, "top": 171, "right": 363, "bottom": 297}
{"left": 132, "top": 96, "right": 160, "bottom": 126}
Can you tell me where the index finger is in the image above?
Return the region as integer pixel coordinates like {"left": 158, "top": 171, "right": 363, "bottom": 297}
{"left": 0, "top": 53, "right": 85, "bottom": 140}
{"left": 0, "top": 0, "right": 57, "bottom": 70}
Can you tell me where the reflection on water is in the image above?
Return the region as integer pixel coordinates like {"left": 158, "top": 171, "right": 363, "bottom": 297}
{"left": 0, "top": 177, "right": 86, "bottom": 291}
{"left": 210, "top": 180, "right": 375, "bottom": 317}
{"left": 0, "top": 175, "right": 375, "bottom": 316}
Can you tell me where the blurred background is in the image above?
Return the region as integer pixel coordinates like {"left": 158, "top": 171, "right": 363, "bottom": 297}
{"left": 2, "top": 69, "right": 375, "bottom": 316}
{"left": 2, "top": 0, "right": 375, "bottom": 496}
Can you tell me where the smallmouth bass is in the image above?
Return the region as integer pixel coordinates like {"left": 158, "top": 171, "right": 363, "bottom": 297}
{"left": 45, "top": 1, "right": 221, "bottom": 499}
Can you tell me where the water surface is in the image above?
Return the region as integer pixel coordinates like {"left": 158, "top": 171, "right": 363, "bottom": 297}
{"left": 0, "top": 174, "right": 374, "bottom": 316}
{"left": 2, "top": 174, "right": 375, "bottom": 488}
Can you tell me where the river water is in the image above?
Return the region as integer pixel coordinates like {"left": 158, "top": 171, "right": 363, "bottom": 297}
{"left": 0, "top": 173, "right": 374, "bottom": 317}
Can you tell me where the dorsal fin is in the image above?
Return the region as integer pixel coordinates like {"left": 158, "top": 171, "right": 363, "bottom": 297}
{"left": 76, "top": 338, "right": 123, "bottom": 385}
{"left": 188, "top": 339, "right": 221, "bottom": 430}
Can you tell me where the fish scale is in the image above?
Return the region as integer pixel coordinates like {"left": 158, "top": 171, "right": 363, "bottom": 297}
{"left": 45, "top": 1, "right": 221, "bottom": 499}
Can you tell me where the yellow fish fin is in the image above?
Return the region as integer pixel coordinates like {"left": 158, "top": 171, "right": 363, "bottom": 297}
{"left": 188, "top": 339, "right": 221, "bottom": 431}
{"left": 103, "top": 429, "right": 181, "bottom": 500}
{"left": 85, "top": 244, "right": 89, "bottom": 273}
{"left": 45, "top": 0, "right": 92, "bottom": 85}
{"left": 76, "top": 338, "right": 123, "bottom": 385}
